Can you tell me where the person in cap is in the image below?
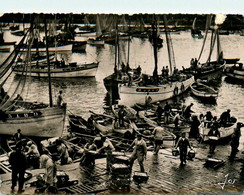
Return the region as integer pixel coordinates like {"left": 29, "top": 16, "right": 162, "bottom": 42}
{"left": 57, "top": 90, "right": 64, "bottom": 107}
{"left": 97, "top": 135, "right": 115, "bottom": 171}
{"left": 229, "top": 122, "right": 243, "bottom": 160}
{"left": 164, "top": 101, "right": 172, "bottom": 124}
{"left": 118, "top": 105, "right": 127, "bottom": 127}
{"left": 40, "top": 150, "right": 59, "bottom": 187}
{"left": 9, "top": 142, "right": 27, "bottom": 192}
{"left": 204, "top": 111, "right": 213, "bottom": 127}
{"left": 175, "top": 132, "right": 192, "bottom": 165}
{"left": 26, "top": 141, "right": 40, "bottom": 169}
{"left": 219, "top": 109, "right": 231, "bottom": 126}
{"left": 127, "top": 134, "right": 147, "bottom": 172}
{"left": 156, "top": 102, "right": 163, "bottom": 123}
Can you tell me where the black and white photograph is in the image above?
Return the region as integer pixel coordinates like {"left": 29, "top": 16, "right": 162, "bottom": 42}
{"left": 0, "top": 0, "right": 244, "bottom": 194}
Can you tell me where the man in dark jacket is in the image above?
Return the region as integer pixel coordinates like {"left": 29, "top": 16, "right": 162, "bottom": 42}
{"left": 229, "top": 122, "right": 243, "bottom": 160}
{"left": 219, "top": 109, "right": 231, "bottom": 126}
{"left": 175, "top": 132, "right": 192, "bottom": 165}
{"left": 9, "top": 142, "right": 27, "bottom": 192}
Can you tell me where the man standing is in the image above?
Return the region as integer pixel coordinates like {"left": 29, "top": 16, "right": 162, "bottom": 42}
{"left": 219, "top": 109, "right": 231, "bottom": 126}
{"left": 152, "top": 126, "right": 164, "bottom": 155}
{"left": 183, "top": 103, "right": 194, "bottom": 120}
{"left": 9, "top": 142, "right": 27, "bottom": 192}
{"left": 13, "top": 129, "right": 24, "bottom": 143}
{"left": 26, "top": 141, "right": 40, "bottom": 169}
{"left": 208, "top": 123, "right": 220, "bottom": 154}
{"left": 229, "top": 122, "right": 243, "bottom": 160}
{"left": 57, "top": 90, "right": 63, "bottom": 107}
{"left": 118, "top": 105, "right": 127, "bottom": 127}
{"left": 127, "top": 134, "right": 147, "bottom": 172}
{"left": 175, "top": 132, "right": 192, "bottom": 165}
{"left": 56, "top": 139, "right": 70, "bottom": 165}
{"left": 156, "top": 102, "right": 163, "bottom": 123}
{"left": 164, "top": 101, "right": 171, "bottom": 124}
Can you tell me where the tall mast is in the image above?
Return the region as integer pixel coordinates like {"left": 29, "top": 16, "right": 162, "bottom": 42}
{"left": 152, "top": 15, "right": 158, "bottom": 85}
{"left": 44, "top": 16, "right": 53, "bottom": 107}
{"left": 114, "top": 24, "right": 118, "bottom": 77}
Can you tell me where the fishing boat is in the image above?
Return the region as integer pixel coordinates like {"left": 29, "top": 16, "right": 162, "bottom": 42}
{"left": 87, "top": 15, "right": 104, "bottom": 46}
{"left": 191, "top": 17, "right": 203, "bottom": 39}
{"left": 199, "top": 117, "right": 237, "bottom": 142}
{"left": 224, "top": 62, "right": 244, "bottom": 81}
{"left": 190, "top": 82, "right": 218, "bottom": 100}
{"left": 89, "top": 110, "right": 134, "bottom": 138}
{"left": 0, "top": 22, "right": 66, "bottom": 138}
{"left": 118, "top": 16, "right": 194, "bottom": 107}
{"left": 13, "top": 61, "right": 99, "bottom": 78}
{"left": 185, "top": 15, "right": 226, "bottom": 82}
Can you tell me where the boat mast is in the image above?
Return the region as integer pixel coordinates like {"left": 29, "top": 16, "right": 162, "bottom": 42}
{"left": 114, "top": 23, "right": 118, "bottom": 77}
{"left": 152, "top": 15, "right": 158, "bottom": 85}
{"left": 44, "top": 16, "right": 53, "bottom": 107}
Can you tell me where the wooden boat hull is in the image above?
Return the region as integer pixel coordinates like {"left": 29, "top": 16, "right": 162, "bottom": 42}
{"left": 87, "top": 39, "right": 104, "bottom": 46}
{"left": 224, "top": 65, "right": 244, "bottom": 81}
{"left": 118, "top": 76, "right": 194, "bottom": 107}
{"left": 199, "top": 121, "right": 236, "bottom": 142}
{"left": 190, "top": 82, "right": 218, "bottom": 99}
{"left": 0, "top": 106, "right": 66, "bottom": 138}
{"left": 23, "top": 44, "right": 73, "bottom": 52}
{"left": 13, "top": 62, "right": 99, "bottom": 78}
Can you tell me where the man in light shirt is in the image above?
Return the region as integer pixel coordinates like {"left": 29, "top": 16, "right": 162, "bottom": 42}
{"left": 152, "top": 126, "right": 164, "bottom": 155}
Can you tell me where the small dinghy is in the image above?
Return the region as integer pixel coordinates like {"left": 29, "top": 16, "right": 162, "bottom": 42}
{"left": 190, "top": 82, "right": 218, "bottom": 100}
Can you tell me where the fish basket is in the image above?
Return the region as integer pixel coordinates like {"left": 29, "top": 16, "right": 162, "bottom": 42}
{"left": 187, "top": 149, "right": 195, "bottom": 159}
{"left": 172, "top": 148, "right": 179, "bottom": 156}
{"left": 133, "top": 171, "right": 148, "bottom": 183}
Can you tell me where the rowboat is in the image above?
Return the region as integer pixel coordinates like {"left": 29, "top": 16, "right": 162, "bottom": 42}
{"left": 190, "top": 82, "right": 218, "bottom": 100}
{"left": 199, "top": 117, "right": 237, "bottom": 141}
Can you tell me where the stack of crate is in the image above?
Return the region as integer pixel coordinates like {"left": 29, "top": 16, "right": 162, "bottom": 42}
{"left": 109, "top": 152, "right": 131, "bottom": 190}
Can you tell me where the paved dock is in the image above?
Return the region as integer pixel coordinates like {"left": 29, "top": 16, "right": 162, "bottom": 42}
{"left": 1, "top": 139, "right": 244, "bottom": 194}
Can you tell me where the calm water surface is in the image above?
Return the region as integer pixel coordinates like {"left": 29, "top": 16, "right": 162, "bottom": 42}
{"left": 0, "top": 27, "right": 244, "bottom": 147}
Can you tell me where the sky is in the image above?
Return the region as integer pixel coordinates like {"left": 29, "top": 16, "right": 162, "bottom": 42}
{"left": 0, "top": 0, "right": 244, "bottom": 14}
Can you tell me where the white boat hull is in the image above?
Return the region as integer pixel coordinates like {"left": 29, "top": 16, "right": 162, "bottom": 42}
{"left": 0, "top": 106, "right": 66, "bottom": 137}
{"left": 199, "top": 122, "right": 236, "bottom": 141}
{"left": 13, "top": 63, "right": 99, "bottom": 78}
{"left": 190, "top": 83, "right": 218, "bottom": 98}
{"left": 119, "top": 76, "right": 195, "bottom": 107}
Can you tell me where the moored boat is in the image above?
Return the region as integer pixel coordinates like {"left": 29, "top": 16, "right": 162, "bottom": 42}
{"left": 199, "top": 117, "right": 237, "bottom": 142}
{"left": 13, "top": 62, "right": 99, "bottom": 78}
{"left": 224, "top": 63, "right": 244, "bottom": 81}
{"left": 190, "top": 82, "right": 218, "bottom": 100}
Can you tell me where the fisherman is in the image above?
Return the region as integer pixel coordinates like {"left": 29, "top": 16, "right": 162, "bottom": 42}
{"left": 229, "top": 122, "right": 243, "bottom": 160}
{"left": 14, "top": 94, "right": 23, "bottom": 101}
{"left": 161, "top": 66, "right": 166, "bottom": 77}
{"left": 183, "top": 103, "right": 194, "bottom": 120}
{"left": 175, "top": 132, "right": 192, "bottom": 165}
{"left": 118, "top": 105, "right": 127, "bottom": 127}
{"left": 173, "top": 112, "right": 181, "bottom": 129}
{"left": 40, "top": 150, "right": 59, "bottom": 188}
{"left": 127, "top": 134, "right": 147, "bottom": 172}
{"left": 57, "top": 90, "right": 64, "bottom": 107}
{"left": 136, "top": 65, "right": 142, "bottom": 75}
{"left": 56, "top": 139, "right": 71, "bottom": 165}
{"left": 189, "top": 115, "right": 201, "bottom": 139}
{"left": 152, "top": 126, "right": 164, "bottom": 155}
{"left": 13, "top": 129, "right": 24, "bottom": 143}
{"left": 165, "top": 66, "right": 169, "bottom": 77}
{"left": 204, "top": 111, "right": 213, "bottom": 127}
{"left": 145, "top": 94, "right": 152, "bottom": 112}
{"left": 97, "top": 135, "right": 115, "bottom": 172}
{"left": 61, "top": 58, "right": 65, "bottom": 67}
{"left": 9, "top": 142, "right": 27, "bottom": 192}
{"left": 219, "top": 109, "right": 231, "bottom": 126}
{"left": 156, "top": 102, "right": 163, "bottom": 123}
{"left": 26, "top": 141, "right": 40, "bottom": 169}
{"left": 207, "top": 122, "right": 220, "bottom": 154}
{"left": 164, "top": 101, "right": 171, "bottom": 124}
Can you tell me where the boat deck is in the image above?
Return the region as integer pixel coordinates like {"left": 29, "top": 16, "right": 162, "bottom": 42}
{"left": 1, "top": 140, "right": 244, "bottom": 194}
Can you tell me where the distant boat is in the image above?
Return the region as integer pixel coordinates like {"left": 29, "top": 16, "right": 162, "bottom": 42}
{"left": 224, "top": 63, "right": 244, "bottom": 81}
{"left": 190, "top": 82, "right": 218, "bottom": 100}
{"left": 87, "top": 15, "right": 104, "bottom": 46}
{"left": 0, "top": 32, "right": 16, "bottom": 52}
{"left": 23, "top": 44, "right": 73, "bottom": 52}
{"left": 13, "top": 61, "right": 99, "bottom": 78}
{"left": 191, "top": 17, "right": 203, "bottom": 39}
